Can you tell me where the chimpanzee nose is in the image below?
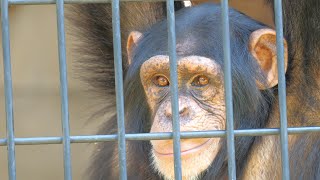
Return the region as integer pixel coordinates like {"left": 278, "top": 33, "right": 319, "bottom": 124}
{"left": 164, "top": 100, "right": 189, "bottom": 118}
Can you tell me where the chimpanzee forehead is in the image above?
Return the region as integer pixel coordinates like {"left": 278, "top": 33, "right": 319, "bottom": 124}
{"left": 134, "top": 4, "right": 236, "bottom": 65}
{"left": 135, "top": 26, "right": 225, "bottom": 66}
{"left": 140, "top": 55, "right": 222, "bottom": 79}
{"left": 132, "top": 3, "right": 267, "bottom": 73}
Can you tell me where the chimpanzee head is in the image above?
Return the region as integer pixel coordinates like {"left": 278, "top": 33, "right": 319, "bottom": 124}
{"left": 124, "top": 3, "right": 287, "bottom": 180}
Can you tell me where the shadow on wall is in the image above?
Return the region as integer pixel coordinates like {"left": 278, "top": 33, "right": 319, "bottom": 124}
{"left": 0, "top": 2, "right": 272, "bottom": 180}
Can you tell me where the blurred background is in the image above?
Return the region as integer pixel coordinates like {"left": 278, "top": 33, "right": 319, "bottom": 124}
{"left": 0, "top": 1, "right": 272, "bottom": 180}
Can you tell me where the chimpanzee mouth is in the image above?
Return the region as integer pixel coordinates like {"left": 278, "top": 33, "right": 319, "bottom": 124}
{"left": 153, "top": 138, "right": 213, "bottom": 157}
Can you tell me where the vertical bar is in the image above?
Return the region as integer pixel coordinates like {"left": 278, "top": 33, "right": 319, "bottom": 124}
{"left": 111, "top": 0, "right": 127, "bottom": 179}
{"left": 56, "top": 0, "right": 72, "bottom": 179}
{"left": 274, "top": 0, "right": 290, "bottom": 179}
{"left": 1, "top": 1, "right": 16, "bottom": 180}
{"left": 221, "top": 1, "right": 236, "bottom": 180}
{"left": 166, "top": 0, "right": 182, "bottom": 179}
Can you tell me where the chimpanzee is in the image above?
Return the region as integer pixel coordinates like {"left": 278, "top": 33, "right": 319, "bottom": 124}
{"left": 68, "top": 2, "right": 320, "bottom": 180}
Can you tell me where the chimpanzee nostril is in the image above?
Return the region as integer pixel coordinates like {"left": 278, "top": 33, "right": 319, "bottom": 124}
{"left": 179, "top": 106, "right": 188, "bottom": 116}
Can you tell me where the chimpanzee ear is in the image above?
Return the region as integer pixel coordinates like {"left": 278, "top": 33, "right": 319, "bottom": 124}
{"left": 249, "top": 28, "right": 288, "bottom": 89}
{"left": 127, "top": 31, "right": 143, "bottom": 65}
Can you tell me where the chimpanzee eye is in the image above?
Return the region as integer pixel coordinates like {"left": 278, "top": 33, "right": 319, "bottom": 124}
{"left": 192, "top": 75, "right": 209, "bottom": 87}
{"left": 153, "top": 75, "right": 170, "bottom": 87}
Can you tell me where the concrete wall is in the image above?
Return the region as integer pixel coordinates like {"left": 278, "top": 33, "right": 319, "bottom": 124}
{"left": 0, "top": 5, "right": 100, "bottom": 180}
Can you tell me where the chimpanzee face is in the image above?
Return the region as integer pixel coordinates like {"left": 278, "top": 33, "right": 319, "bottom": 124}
{"left": 140, "top": 55, "right": 226, "bottom": 179}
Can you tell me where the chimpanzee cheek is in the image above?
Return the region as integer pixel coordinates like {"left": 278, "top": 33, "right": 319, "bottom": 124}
{"left": 150, "top": 109, "right": 172, "bottom": 133}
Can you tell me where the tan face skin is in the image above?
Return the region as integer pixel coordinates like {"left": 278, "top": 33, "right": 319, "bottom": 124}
{"left": 140, "top": 55, "right": 226, "bottom": 180}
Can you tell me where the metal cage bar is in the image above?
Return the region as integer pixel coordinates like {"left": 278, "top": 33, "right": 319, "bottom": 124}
{"left": 1, "top": 0, "right": 17, "bottom": 180}
{"left": 273, "top": 0, "right": 290, "bottom": 179}
{"left": 1, "top": 126, "right": 320, "bottom": 146}
{"left": 56, "top": 0, "right": 72, "bottom": 179}
{"left": 1, "top": 0, "right": 320, "bottom": 180}
{"left": 166, "top": 0, "right": 182, "bottom": 179}
{"left": 111, "top": 0, "right": 128, "bottom": 178}
{"left": 221, "top": 1, "right": 236, "bottom": 179}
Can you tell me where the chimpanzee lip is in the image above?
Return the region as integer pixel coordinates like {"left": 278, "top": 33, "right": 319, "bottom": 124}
{"left": 153, "top": 138, "right": 212, "bottom": 157}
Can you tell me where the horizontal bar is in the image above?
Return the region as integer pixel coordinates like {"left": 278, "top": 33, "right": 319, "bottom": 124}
{"left": 0, "top": 127, "right": 319, "bottom": 146}
{"left": 8, "top": 0, "right": 183, "bottom": 5}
